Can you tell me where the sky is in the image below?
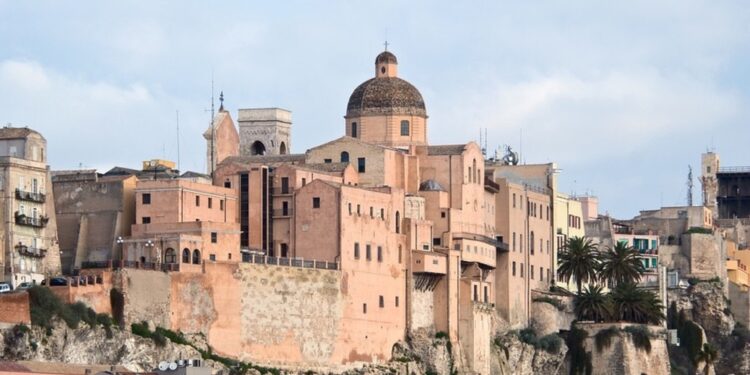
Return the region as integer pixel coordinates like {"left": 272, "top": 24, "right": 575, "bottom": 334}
{"left": 1, "top": 1, "right": 749, "bottom": 218}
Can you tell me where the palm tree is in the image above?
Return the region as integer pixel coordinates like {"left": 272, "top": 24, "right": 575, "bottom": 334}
{"left": 557, "top": 236, "right": 600, "bottom": 294}
{"left": 610, "top": 283, "right": 665, "bottom": 325}
{"left": 695, "top": 343, "right": 718, "bottom": 375}
{"left": 599, "top": 241, "right": 646, "bottom": 288}
{"left": 574, "top": 285, "right": 611, "bottom": 322}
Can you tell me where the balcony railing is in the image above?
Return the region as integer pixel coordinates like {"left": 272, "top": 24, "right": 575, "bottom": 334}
{"left": 15, "top": 244, "right": 47, "bottom": 258}
{"left": 242, "top": 254, "right": 339, "bottom": 270}
{"left": 15, "top": 189, "right": 46, "bottom": 203}
{"left": 14, "top": 212, "right": 48, "bottom": 228}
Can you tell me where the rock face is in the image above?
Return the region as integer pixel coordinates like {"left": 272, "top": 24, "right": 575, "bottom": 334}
{"left": 490, "top": 331, "right": 567, "bottom": 375}
{"left": 0, "top": 322, "right": 221, "bottom": 373}
{"left": 578, "top": 323, "right": 670, "bottom": 375}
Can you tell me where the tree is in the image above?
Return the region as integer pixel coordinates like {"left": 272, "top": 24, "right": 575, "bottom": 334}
{"left": 610, "top": 283, "right": 665, "bottom": 325}
{"left": 557, "top": 236, "right": 600, "bottom": 294}
{"left": 599, "top": 241, "right": 645, "bottom": 288}
{"left": 575, "top": 285, "right": 611, "bottom": 322}
{"left": 695, "top": 343, "right": 718, "bottom": 375}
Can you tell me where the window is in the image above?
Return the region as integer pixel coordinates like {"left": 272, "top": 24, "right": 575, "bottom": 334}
{"left": 142, "top": 217, "right": 151, "bottom": 224}
{"left": 341, "top": 151, "right": 350, "bottom": 163}
{"left": 395, "top": 211, "right": 400, "bottom": 233}
{"left": 513, "top": 232, "right": 516, "bottom": 251}
{"left": 441, "top": 211, "right": 446, "bottom": 218}
{"left": 208, "top": 198, "right": 213, "bottom": 209}
{"left": 282, "top": 201, "right": 289, "bottom": 216}
{"left": 313, "top": 197, "right": 320, "bottom": 208}
{"left": 530, "top": 265, "right": 534, "bottom": 280}
{"left": 370, "top": 207, "right": 374, "bottom": 218}
{"left": 366, "top": 244, "right": 372, "bottom": 261}
{"left": 324, "top": 158, "right": 332, "bottom": 163}
{"left": 512, "top": 261, "right": 516, "bottom": 276}
{"left": 354, "top": 243, "right": 360, "bottom": 259}
{"left": 363, "top": 303, "right": 367, "bottom": 314}
{"left": 357, "top": 157, "right": 366, "bottom": 173}
{"left": 224, "top": 181, "right": 231, "bottom": 188}
{"left": 530, "top": 231, "right": 535, "bottom": 255}
{"left": 352, "top": 122, "right": 358, "bottom": 138}
{"left": 381, "top": 208, "right": 384, "bottom": 219}
{"left": 211, "top": 232, "right": 217, "bottom": 243}
{"left": 520, "top": 263, "right": 524, "bottom": 278}
{"left": 379, "top": 295, "right": 384, "bottom": 308}
{"left": 348, "top": 203, "right": 352, "bottom": 215}
{"left": 513, "top": 193, "right": 516, "bottom": 207}
{"left": 540, "top": 267, "right": 544, "bottom": 281}
{"left": 395, "top": 296, "right": 400, "bottom": 307}
{"left": 142, "top": 193, "right": 151, "bottom": 204}
{"left": 433, "top": 238, "right": 441, "bottom": 246}
{"left": 302, "top": 178, "right": 306, "bottom": 186}
{"left": 377, "top": 246, "right": 383, "bottom": 262}
{"left": 182, "top": 248, "right": 190, "bottom": 263}
{"left": 484, "top": 286, "right": 488, "bottom": 303}
{"left": 209, "top": 254, "right": 216, "bottom": 261}
{"left": 281, "top": 177, "right": 289, "bottom": 194}
{"left": 357, "top": 204, "right": 361, "bottom": 215}
{"left": 473, "top": 285, "right": 478, "bottom": 301}
{"left": 195, "top": 195, "right": 200, "bottom": 206}
{"left": 220, "top": 200, "right": 224, "bottom": 211}
{"left": 192, "top": 249, "right": 201, "bottom": 264}
{"left": 400, "top": 120, "right": 410, "bottom": 136}
{"left": 398, "top": 245, "right": 402, "bottom": 263}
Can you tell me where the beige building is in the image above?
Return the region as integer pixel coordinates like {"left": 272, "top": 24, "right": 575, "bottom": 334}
{"left": 0, "top": 126, "right": 61, "bottom": 286}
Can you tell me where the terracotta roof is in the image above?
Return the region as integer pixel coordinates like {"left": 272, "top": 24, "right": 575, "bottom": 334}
{"left": 426, "top": 145, "right": 466, "bottom": 155}
{"left": 346, "top": 77, "right": 426, "bottom": 117}
{"left": 0, "top": 126, "right": 44, "bottom": 140}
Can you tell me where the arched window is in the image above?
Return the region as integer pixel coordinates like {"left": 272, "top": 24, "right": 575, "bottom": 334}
{"left": 164, "top": 248, "right": 176, "bottom": 263}
{"left": 351, "top": 122, "right": 358, "bottom": 138}
{"left": 182, "top": 248, "right": 190, "bottom": 263}
{"left": 395, "top": 211, "right": 401, "bottom": 234}
{"left": 279, "top": 142, "right": 287, "bottom": 155}
{"left": 341, "top": 151, "right": 350, "bottom": 163}
{"left": 472, "top": 159, "right": 477, "bottom": 183}
{"left": 251, "top": 141, "right": 266, "bottom": 155}
{"left": 400, "top": 120, "right": 410, "bottom": 136}
{"left": 192, "top": 249, "right": 201, "bottom": 264}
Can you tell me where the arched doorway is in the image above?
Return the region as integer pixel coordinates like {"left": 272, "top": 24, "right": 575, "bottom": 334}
{"left": 251, "top": 141, "right": 266, "bottom": 155}
{"left": 192, "top": 249, "right": 201, "bottom": 264}
{"left": 340, "top": 151, "right": 350, "bottom": 163}
{"left": 182, "top": 248, "right": 190, "bottom": 263}
{"left": 164, "top": 248, "right": 176, "bottom": 263}
{"left": 279, "top": 142, "right": 287, "bottom": 155}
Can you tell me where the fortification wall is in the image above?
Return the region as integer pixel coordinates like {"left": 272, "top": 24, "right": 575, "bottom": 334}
{"left": 729, "top": 281, "right": 750, "bottom": 328}
{"left": 118, "top": 268, "right": 172, "bottom": 328}
{"left": 410, "top": 285, "right": 435, "bottom": 332}
{"left": 0, "top": 293, "right": 30, "bottom": 325}
{"left": 579, "top": 323, "right": 669, "bottom": 375}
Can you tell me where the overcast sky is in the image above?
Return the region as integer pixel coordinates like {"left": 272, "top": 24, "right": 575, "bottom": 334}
{"left": 1, "top": 1, "right": 748, "bottom": 218}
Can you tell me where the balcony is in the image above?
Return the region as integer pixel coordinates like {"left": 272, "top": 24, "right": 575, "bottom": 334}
{"left": 14, "top": 212, "right": 49, "bottom": 228}
{"left": 15, "top": 244, "right": 47, "bottom": 258}
{"left": 16, "top": 189, "right": 46, "bottom": 203}
{"left": 271, "top": 187, "right": 295, "bottom": 195}
{"left": 272, "top": 208, "right": 294, "bottom": 218}
{"left": 412, "top": 250, "right": 447, "bottom": 275}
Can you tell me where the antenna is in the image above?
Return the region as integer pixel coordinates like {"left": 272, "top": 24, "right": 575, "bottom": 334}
{"left": 176, "top": 110, "right": 181, "bottom": 172}
{"left": 687, "top": 165, "right": 694, "bottom": 206}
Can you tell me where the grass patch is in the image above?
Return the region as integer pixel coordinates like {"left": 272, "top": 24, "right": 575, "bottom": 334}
{"left": 594, "top": 326, "right": 620, "bottom": 352}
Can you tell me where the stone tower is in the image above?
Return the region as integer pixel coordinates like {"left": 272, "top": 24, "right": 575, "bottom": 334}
{"left": 204, "top": 107, "right": 240, "bottom": 175}
{"left": 238, "top": 108, "right": 292, "bottom": 156}
{"left": 701, "top": 151, "right": 720, "bottom": 216}
{"left": 345, "top": 50, "right": 428, "bottom": 148}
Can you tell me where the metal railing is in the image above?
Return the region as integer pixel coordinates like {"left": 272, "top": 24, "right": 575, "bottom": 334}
{"left": 242, "top": 255, "right": 339, "bottom": 270}
{"left": 14, "top": 212, "right": 48, "bottom": 228}
{"left": 15, "top": 189, "right": 46, "bottom": 203}
{"left": 719, "top": 166, "right": 750, "bottom": 173}
{"left": 16, "top": 245, "right": 47, "bottom": 258}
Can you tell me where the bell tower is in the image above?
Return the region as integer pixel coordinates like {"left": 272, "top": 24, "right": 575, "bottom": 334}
{"left": 238, "top": 108, "right": 292, "bottom": 156}
{"left": 701, "top": 151, "right": 720, "bottom": 216}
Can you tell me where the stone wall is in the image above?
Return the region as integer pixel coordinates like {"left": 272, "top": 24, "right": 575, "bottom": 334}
{"left": 729, "top": 281, "right": 750, "bottom": 327}
{"left": 117, "top": 268, "right": 172, "bottom": 328}
{"left": 684, "top": 233, "right": 726, "bottom": 280}
{"left": 529, "top": 292, "right": 574, "bottom": 336}
{"left": 409, "top": 286, "right": 435, "bottom": 332}
{"left": 578, "top": 323, "right": 669, "bottom": 375}
{"left": 0, "top": 292, "right": 30, "bottom": 325}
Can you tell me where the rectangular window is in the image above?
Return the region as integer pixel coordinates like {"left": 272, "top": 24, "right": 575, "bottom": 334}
{"left": 220, "top": 200, "right": 224, "bottom": 211}
{"left": 521, "top": 263, "right": 524, "bottom": 278}
{"left": 473, "top": 285, "right": 478, "bottom": 301}
{"left": 142, "top": 193, "right": 151, "bottom": 204}
{"left": 302, "top": 178, "right": 306, "bottom": 186}
{"left": 357, "top": 157, "right": 366, "bottom": 173}
{"left": 370, "top": 207, "right": 374, "bottom": 218}
{"left": 400, "top": 120, "right": 410, "bottom": 136}
{"left": 433, "top": 238, "right": 441, "bottom": 246}
{"left": 363, "top": 303, "right": 367, "bottom": 314}
{"left": 352, "top": 122, "right": 358, "bottom": 138}
{"left": 142, "top": 217, "right": 151, "bottom": 224}
{"left": 357, "top": 204, "right": 361, "bottom": 215}
{"left": 513, "top": 232, "right": 516, "bottom": 251}
{"left": 224, "top": 181, "right": 231, "bottom": 188}
{"left": 209, "top": 254, "right": 216, "bottom": 261}
{"left": 484, "top": 286, "right": 488, "bottom": 303}
{"left": 282, "top": 201, "right": 289, "bottom": 216}
{"left": 441, "top": 211, "right": 446, "bottom": 218}
{"left": 530, "top": 265, "right": 534, "bottom": 280}
{"left": 211, "top": 232, "right": 217, "bottom": 243}
{"left": 395, "top": 296, "right": 400, "bottom": 307}
{"left": 281, "top": 177, "right": 289, "bottom": 194}
{"left": 377, "top": 246, "right": 383, "bottom": 262}
{"left": 324, "top": 158, "right": 332, "bottom": 163}
{"left": 354, "top": 243, "right": 360, "bottom": 259}
{"left": 208, "top": 197, "right": 213, "bottom": 209}
{"left": 512, "top": 261, "right": 516, "bottom": 276}
{"left": 379, "top": 295, "right": 384, "bottom": 308}
{"left": 313, "top": 197, "right": 320, "bottom": 208}
{"left": 398, "top": 246, "right": 402, "bottom": 263}
{"left": 540, "top": 267, "right": 544, "bottom": 281}
{"left": 195, "top": 195, "right": 200, "bottom": 206}
{"left": 366, "top": 244, "right": 372, "bottom": 261}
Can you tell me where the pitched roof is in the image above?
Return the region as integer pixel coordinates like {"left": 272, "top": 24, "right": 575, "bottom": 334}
{"left": 180, "top": 171, "right": 211, "bottom": 179}
{"left": 426, "top": 144, "right": 467, "bottom": 156}
{"left": 307, "top": 136, "right": 403, "bottom": 153}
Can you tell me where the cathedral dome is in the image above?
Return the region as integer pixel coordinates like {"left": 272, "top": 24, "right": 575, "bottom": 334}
{"left": 346, "top": 50, "right": 426, "bottom": 118}
{"left": 346, "top": 76, "right": 426, "bottom": 117}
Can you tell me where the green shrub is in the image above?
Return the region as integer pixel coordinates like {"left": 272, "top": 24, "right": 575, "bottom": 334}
{"left": 537, "top": 334, "right": 562, "bottom": 353}
{"left": 110, "top": 289, "right": 125, "bottom": 328}
{"left": 13, "top": 323, "right": 30, "bottom": 334}
{"left": 152, "top": 332, "right": 167, "bottom": 347}
{"left": 434, "top": 331, "right": 449, "bottom": 340}
{"left": 677, "top": 312, "right": 704, "bottom": 365}
{"left": 623, "top": 325, "right": 652, "bottom": 353}
{"left": 517, "top": 328, "right": 538, "bottom": 346}
{"left": 685, "top": 227, "right": 713, "bottom": 235}
{"left": 28, "top": 286, "right": 64, "bottom": 329}
{"left": 594, "top": 326, "right": 620, "bottom": 352}
{"left": 566, "top": 326, "right": 592, "bottom": 375}
{"left": 96, "top": 313, "right": 112, "bottom": 327}
{"left": 667, "top": 302, "right": 678, "bottom": 329}
{"left": 69, "top": 302, "right": 97, "bottom": 327}
{"left": 154, "top": 327, "right": 190, "bottom": 346}
{"left": 131, "top": 321, "right": 151, "bottom": 338}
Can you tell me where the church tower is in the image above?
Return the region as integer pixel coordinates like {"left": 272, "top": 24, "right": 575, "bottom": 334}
{"left": 345, "top": 50, "right": 428, "bottom": 148}
{"left": 238, "top": 108, "right": 292, "bottom": 156}
{"left": 204, "top": 94, "right": 240, "bottom": 175}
